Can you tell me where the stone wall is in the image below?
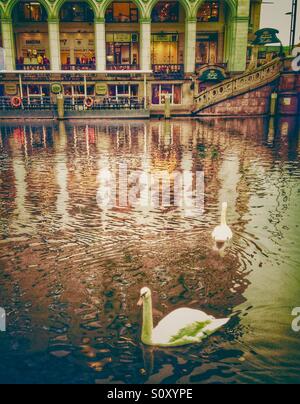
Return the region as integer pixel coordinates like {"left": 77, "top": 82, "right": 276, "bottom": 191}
{"left": 277, "top": 72, "right": 300, "bottom": 116}
{"left": 197, "top": 84, "right": 276, "bottom": 117}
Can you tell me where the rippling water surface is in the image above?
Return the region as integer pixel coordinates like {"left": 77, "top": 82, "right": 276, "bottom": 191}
{"left": 0, "top": 117, "right": 299, "bottom": 384}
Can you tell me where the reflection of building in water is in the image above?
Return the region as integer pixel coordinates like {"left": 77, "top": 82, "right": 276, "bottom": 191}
{"left": 55, "top": 122, "right": 71, "bottom": 228}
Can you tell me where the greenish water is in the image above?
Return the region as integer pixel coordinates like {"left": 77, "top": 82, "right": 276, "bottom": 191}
{"left": 0, "top": 117, "right": 299, "bottom": 384}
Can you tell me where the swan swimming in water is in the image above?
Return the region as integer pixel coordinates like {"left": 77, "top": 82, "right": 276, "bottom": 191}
{"left": 212, "top": 202, "right": 233, "bottom": 248}
{"left": 138, "top": 287, "right": 229, "bottom": 347}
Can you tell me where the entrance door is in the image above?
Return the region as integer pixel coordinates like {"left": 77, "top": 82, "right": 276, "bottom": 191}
{"left": 115, "top": 43, "right": 131, "bottom": 65}
{"left": 196, "top": 33, "right": 218, "bottom": 65}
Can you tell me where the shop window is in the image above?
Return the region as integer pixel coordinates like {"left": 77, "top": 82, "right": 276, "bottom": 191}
{"left": 13, "top": 2, "right": 47, "bottom": 22}
{"left": 151, "top": 2, "right": 179, "bottom": 23}
{"left": 105, "top": 2, "right": 139, "bottom": 23}
{"left": 151, "top": 84, "right": 182, "bottom": 105}
{"left": 60, "top": 2, "right": 94, "bottom": 22}
{"left": 108, "top": 84, "right": 139, "bottom": 101}
{"left": 151, "top": 34, "right": 179, "bottom": 65}
{"left": 106, "top": 33, "right": 139, "bottom": 66}
{"left": 197, "top": 1, "right": 220, "bottom": 22}
{"left": 22, "top": 85, "right": 49, "bottom": 99}
{"left": 196, "top": 33, "right": 218, "bottom": 64}
{"left": 63, "top": 85, "right": 86, "bottom": 97}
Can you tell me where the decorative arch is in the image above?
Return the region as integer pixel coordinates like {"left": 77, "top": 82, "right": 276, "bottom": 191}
{"left": 193, "top": 0, "right": 237, "bottom": 19}
{"left": 53, "top": 0, "right": 99, "bottom": 20}
{"left": 99, "top": 0, "right": 146, "bottom": 20}
{"left": 146, "top": 0, "right": 192, "bottom": 20}
{"left": 6, "top": 0, "right": 52, "bottom": 19}
{"left": 0, "top": 3, "right": 5, "bottom": 19}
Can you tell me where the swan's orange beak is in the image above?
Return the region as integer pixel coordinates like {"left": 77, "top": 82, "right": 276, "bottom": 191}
{"left": 137, "top": 297, "right": 143, "bottom": 307}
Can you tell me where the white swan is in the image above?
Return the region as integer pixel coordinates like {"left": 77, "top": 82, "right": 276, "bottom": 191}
{"left": 138, "top": 287, "right": 229, "bottom": 347}
{"left": 212, "top": 202, "right": 233, "bottom": 246}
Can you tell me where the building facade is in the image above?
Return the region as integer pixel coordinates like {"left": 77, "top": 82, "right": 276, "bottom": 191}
{"left": 0, "top": 0, "right": 263, "bottom": 114}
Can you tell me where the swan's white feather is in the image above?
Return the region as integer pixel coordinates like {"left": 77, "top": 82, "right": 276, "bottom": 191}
{"left": 202, "top": 318, "right": 230, "bottom": 334}
{"left": 212, "top": 224, "right": 233, "bottom": 242}
{"left": 152, "top": 308, "right": 214, "bottom": 345}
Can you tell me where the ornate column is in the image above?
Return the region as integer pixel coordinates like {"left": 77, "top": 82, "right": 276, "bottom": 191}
{"left": 228, "top": 16, "right": 250, "bottom": 73}
{"left": 95, "top": 18, "right": 106, "bottom": 71}
{"left": 48, "top": 19, "right": 61, "bottom": 71}
{"left": 0, "top": 18, "right": 15, "bottom": 70}
{"left": 140, "top": 18, "right": 151, "bottom": 71}
{"left": 184, "top": 18, "right": 197, "bottom": 74}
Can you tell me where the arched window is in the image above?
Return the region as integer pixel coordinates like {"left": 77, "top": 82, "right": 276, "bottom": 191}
{"left": 13, "top": 2, "right": 47, "bottom": 22}
{"left": 197, "top": 1, "right": 220, "bottom": 22}
{"left": 60, "top": 2, "right": 94, "bottom": 22}
{"left": 151, "top": 2, "right": 179, "bottom": 23}
{"left": 105, "top": 2, "right": 139, "bottom": 23}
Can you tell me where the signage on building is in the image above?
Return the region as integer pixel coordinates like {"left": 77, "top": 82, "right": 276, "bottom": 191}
{"left": 19, "top": 34, "right": 48, "bottom": 52}
{"left": 199, "top": 68, "right": 226, "bottom": 82}
{"left": 4, "top": 84, "right": 18, "bottom": 96}
{"left": 152, "top": 34, "right": 178, "bottom": 42}
{"left": 95, "top": 83, "right": 107, "bottom": 96}
{"left": 106, "top": 33, "right": 139, "bottom": 43}
{"left": 252, "top": 28, "right": 281, "bottom": 45}
{"left": 196, "top": 33, "right": 218, "bottom": 42}
{"left": 51, "top": 83, "right": 62, "bottom": 94}
{"left": 60, "top": 37, "right": 94, "bottom": 51}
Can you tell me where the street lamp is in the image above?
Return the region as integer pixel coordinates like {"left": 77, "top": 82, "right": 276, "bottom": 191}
{"left": 286, "top": 0, "right": 298, "bottom": 52}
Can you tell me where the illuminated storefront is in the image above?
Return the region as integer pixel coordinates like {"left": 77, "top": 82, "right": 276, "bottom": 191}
{"left": 196, "top": 0, "right": 225, "bottom": 67}
{"left": 60, "top": 2, "right": 95, "bottom": 69}
{"left": 151, "top": 33, "right": 179, "bottom": 65}
{"left": 196, "top": 33, "right": 218, "bottom": 65}
{"left": 13, "top": 1, "right": 50, "bottom": 69}
{"left": 151, "top": 2, "right": 185, "bottom": 75}
{"left": 105, "top": 2, "right": 140, "bottom": 69}
{"left": 106, "top": 33, "right": 139, "bottom": 69}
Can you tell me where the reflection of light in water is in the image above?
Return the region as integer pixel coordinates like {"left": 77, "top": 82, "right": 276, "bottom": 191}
{"left": 267, "top": 118, "right": 275, "bottom": 145}
{"left": 12, "top": 157, "right": 31, "bottom": 229}
{"left": 280, "top": 121, "right": 289, "bottom": 136}
{"left": 42, "top": 126, "right": 47, "bottom": 147}
{"left": 55, "top": 122, "right": 70, "bottom": 228}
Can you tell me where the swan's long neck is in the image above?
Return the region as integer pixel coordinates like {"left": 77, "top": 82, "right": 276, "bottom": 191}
{"left": 221, "top": 204, "right": 227, "bottom": 226}
{"left": 142, "top": 296, "right": 153, "bottom": 345}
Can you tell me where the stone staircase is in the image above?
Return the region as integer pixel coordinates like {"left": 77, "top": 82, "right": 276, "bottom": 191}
{"left": 193, "top": 58, "right": 283, "bottom": 115}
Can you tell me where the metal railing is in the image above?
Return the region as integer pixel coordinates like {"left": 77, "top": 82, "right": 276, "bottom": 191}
{"left": 0, "top": 96, "right": 146, "bottom": 111}
{"left": 61, "top": 64, "right": 96, "bottom": 71}
{"left": 152, "top": 64, "right": 184, "bottom": 80}
{"left": 64, "top": 96, "right": 145, "bottom": 111}
{"left": 16, "top": 64, "right": 51, "bottom": 71}
{"left": 0, "top": 96, "right": 53, "bottom": 110}
{"left": 193, "top": 58, "right": 282, "bottom": 114}
{"left": 106, "top": 64, "right": 140, "bottom": 71}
